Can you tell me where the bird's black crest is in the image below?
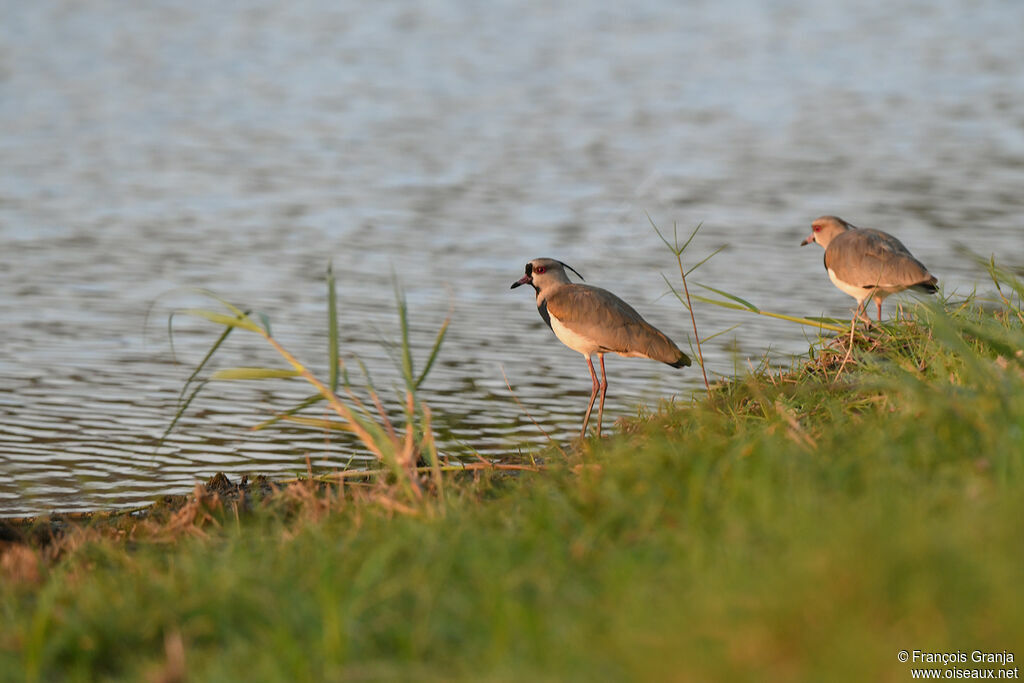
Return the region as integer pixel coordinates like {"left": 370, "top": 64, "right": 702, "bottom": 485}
{"left": 559, "top": 260, "right": 585, "bottom": 281}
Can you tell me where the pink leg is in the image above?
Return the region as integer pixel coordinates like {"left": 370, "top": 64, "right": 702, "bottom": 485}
{"left": 596, "top": 354, "right": 608, "bottom": 438}
{"left": 581, "top": 356, "right": 600, "bottom": 438}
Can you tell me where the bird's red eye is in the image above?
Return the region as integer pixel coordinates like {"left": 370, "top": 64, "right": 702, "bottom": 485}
{"left": 535, "top": 266, "right": 546, "bottom": 274}
{"left": 813, "top": 226, "right": 821, "bottom": 232}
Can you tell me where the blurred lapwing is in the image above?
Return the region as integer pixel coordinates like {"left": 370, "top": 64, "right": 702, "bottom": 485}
{"left": 800, "top": 215, "right": 938, "bottom": 321}
{"left": 511, "top": 258, "right": 691, "bottom": 439}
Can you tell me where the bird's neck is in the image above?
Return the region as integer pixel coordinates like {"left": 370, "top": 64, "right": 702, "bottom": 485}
{"left": 534, "top": 282, "right": 568, "bottom": 306}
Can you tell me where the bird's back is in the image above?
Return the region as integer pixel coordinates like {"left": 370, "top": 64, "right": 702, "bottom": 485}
{"left": 544, "top": 284, "right": 690, "bottom": 367}
{"left": 826, "top": 228, "right": 935, "bottom": 289}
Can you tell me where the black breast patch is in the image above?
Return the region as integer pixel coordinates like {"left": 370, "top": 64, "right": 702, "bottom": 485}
{"left": 537, "top": 299, "right": 552, "bottom": 329}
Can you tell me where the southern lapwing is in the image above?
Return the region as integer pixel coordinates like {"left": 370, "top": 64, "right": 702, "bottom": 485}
{"left": 511, "top": 258, "right": 691, "bottom": 439}
{"left": 800, "top": 215, "right": 938, "bottom": 321}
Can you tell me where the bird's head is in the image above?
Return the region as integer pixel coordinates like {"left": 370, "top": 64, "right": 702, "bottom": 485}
{"left": 801, "top": 215, "right": 852, "bottom": 249}
{"left": 510, "top": 258, "right": 584, "bottom": 293}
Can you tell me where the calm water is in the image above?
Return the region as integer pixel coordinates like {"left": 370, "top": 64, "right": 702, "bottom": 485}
{"left": 2, "top": 0, "right": 1022, "bottom": 515}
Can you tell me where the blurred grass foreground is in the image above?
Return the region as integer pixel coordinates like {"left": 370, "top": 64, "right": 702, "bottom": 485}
{"left": 1, "top": 263, "right": 1022, "bottom": 682}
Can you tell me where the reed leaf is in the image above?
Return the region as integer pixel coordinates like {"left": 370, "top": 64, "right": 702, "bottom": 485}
{"left": 415, "top": 315, "right": 450, "bottom": 390}
{"left": 171, "top": 314, "right": 240, "bottom": 408}
{"left": 652, "top": 218, "right": 713, "bottom": 394}
{"left": 180, "top": 309, "right": 262, "bottom": 332}
{"left": 280, "top": 416, "right": 356, "bottom": 432}
{"left": 327, "top": 262, "right": 340, "bottom": 392}
{"left": 157, "top": 305, "right": 252, "bottom": 453}
{"left": 421, "top": 404, "right": 444, "bottom": 501}
{"left": 161, "top": 267, "right": 449, "bottom": 504}
{"left": 690, "top": 294, "right": 848, "bottom": 333}
{"left": 252, "top": 394, "right": 324, "bottom": 431}
{"left": 685, "top": 244, "right": 727, "bottom": 277}
{"left": 649, "top": 214, "right": 703, "bottom": 256}
{"left": 694, "top": 282, "right": 759, "bottom": 312}
{"left": 155, "top": 379, "right": 210, "bottom": 453}
{"left": 257, "top": 312, "right": 272, "bottom": 336}
{"left": 211, "top": 368, "right": 302, "bottom": 380}
{"left": 394, "top": 279, "right": 415, "bottom": 394}
{"left": 700, "top": 322, "right": 744, "bottom": 344}
{"left": 661, "top": 273, "right": 690, "bottom": 312}
{"left": 187, "top": 288, "right": 253, "bottom": 321}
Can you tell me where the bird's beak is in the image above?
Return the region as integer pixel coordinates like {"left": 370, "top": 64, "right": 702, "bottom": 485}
{"left": 800, "top": 233, "right": 814, "bottom": 246}
{"left": 511, "top": 264, "right": 533, "bottom": 289}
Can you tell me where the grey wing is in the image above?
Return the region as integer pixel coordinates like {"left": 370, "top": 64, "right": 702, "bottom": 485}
{"left": 828, "top": 229, "right": 932, "bottom": 288}
{"left": 547, "top": 285, "right": 684, "bottom": 362}
{"left": 545, "top": 285, "right": 646, "bottom": 349}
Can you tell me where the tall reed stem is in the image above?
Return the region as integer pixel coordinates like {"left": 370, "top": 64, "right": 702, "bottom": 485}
{"left": 650, "top": 217, "right": 712, "bottom": 398}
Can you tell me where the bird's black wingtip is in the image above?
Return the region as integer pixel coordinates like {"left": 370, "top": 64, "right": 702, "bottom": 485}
{"left": 669, "top": 354, "right": 692, "bottom": 369}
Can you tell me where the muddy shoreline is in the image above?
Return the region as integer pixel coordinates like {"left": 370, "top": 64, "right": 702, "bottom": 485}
{"left": 0, "top": 472, "right": 276, "bottom": 548}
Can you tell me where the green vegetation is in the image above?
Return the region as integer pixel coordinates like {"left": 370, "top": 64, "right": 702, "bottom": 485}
{"left": 2, "top": 261, "right": 1022, "bottom": 681}
{"left": 159, "top": 265, "right": 453, "bottom": 501}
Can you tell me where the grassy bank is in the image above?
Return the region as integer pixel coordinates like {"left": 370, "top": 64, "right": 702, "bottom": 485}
{"left": 2, "top": 289, "right": 1023, "bottom": 680}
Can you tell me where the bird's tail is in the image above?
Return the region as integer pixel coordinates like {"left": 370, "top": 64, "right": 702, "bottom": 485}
{"left": 913, "top": 275, "right": 939, "bottom": 294}
{"left": 668, "top": 352, "right": 692, "bottom": 368}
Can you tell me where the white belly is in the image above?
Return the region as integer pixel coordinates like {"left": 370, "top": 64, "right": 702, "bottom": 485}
{"left": 827, "top": 268, "right": 877, "bottom": 304}
{"left": 550, "top": 316, "right": 601, "bottom": 356}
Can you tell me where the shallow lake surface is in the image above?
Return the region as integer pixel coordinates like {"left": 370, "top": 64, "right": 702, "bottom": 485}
{"left": 2, "top": 0, "right": 1022, "bottom": 515}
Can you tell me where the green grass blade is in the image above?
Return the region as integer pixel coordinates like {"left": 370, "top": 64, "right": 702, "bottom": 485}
{"left": 755, "top": 311, "right": 847, "bottom": 332}
{"left": 393, "top": 278, "right": 415, "bottom": 392}
{"left": 647, "top": 213, "right": 676, "bottom": 253}
{"left": 660, "top": 273, "right": 690, "bottom": 312}
{"left": 253, "top": 394, "right": 325, "bottom": 431}
{"left": 327, "top": 262, "right": 340, "bottom": 393}
{"left": 342, "top": 359, "right": 389, "bottom": 425}
{"left": 415, "top": 316, "right": 450, "bottom": 390}
{"left": 211, "top": 367, "right": 302, "bottom": 380}
{"left": 647, "top": 215, "right": 704, "bottom": 256}
{"left": 353, "top": 358, "right": 375, "bottom": 393}
{"left": 280, "top": 415, "right": 356, "bottom": 432}
{"left": 700, "top": 322, "right": 744, "bottom": 344}
{"left": 192, "top": 288, "right": 251, "bottom": 320}
{"left": 678, "top": 221, "right": 703, "bottom": 255}
{"left": 169, "top": 312, "right": 239, "bottom": 408}
{"left": 684, "top": 244, "right": 727, "bottom": 277}
{"left": 161, "top": 306, "right": 252, "bottom": 449}
{"left": 694, "top": 282, "right": 759, "bottom": 312}
{"left": 282, "top": 412, "right": 395, "bottom": 455}
{"left": 803, "top": 316, "right": 848, "bottom": 326}
{"left": 155, "top": 379, "right": 210, "bottom": 453}
{"left": 180, "top": 308, "right": 262, "bottom": 333}
{"left": 166, "top": 310, "right": 180, "bottom": 364}
{"left": 690, "top": 294, "right": 848, "bottom": 333}
{"left": 257, "top": 312, "right": 272, "bottom": 336}
{"left": 689, "top": 293, "right": 749, "bottom": 312}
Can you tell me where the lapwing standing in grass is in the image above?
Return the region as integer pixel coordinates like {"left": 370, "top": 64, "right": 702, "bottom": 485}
{"left": 800, "top": 215, "right": 938, "bottom": 321}
{"left": 511, "top": 258, "right": 691, "bottom": 439}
